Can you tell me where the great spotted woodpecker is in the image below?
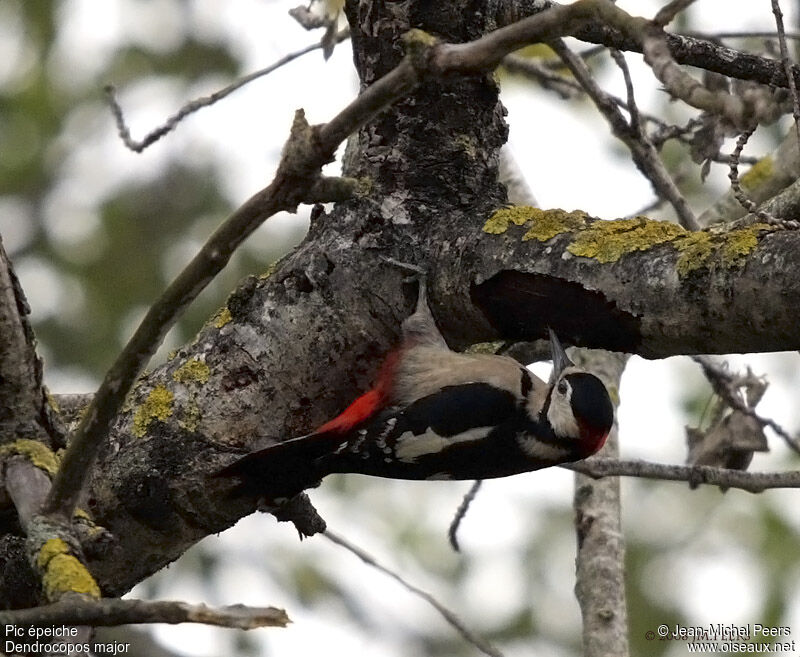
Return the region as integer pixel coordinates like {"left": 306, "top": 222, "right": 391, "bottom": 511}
{"left": 216, "top": 279, "right": 613, "bottom": 498}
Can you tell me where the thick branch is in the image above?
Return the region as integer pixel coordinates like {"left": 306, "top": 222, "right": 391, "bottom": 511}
{"left": 459, "top": 209, "right": 800, "bottom": 357}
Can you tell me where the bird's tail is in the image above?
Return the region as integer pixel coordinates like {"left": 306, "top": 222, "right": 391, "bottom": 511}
{"left": 213, "top": 431, "right": 345, "bottom": 499}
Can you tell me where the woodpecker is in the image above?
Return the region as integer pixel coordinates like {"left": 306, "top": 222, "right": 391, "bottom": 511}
{"left": 215, "top": 278, "right": 614, "bottom": 499}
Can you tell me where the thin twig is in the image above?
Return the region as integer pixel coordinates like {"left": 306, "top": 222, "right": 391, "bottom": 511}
{"left": 692, "top": 355, "right": 800, "bottom": 455}
{"left": 107, "top": 28, "right": 350, "bottom": 152}
{"left": 564, "top": 458, "right": 800, "bottom": 493}
{"left": 448, "top": 480, "right": 482, "bottom": 552}
{"left": 654, "top": 0, "right": 698, "bottom": 28}
{"left": 323, "top": 529, "right": 504, "bottom": 657}
{"left": 610, "top": 49, "right": 641, "bottom": 136}
{"left": 0, "top": 599, "right": 289, "bottom": 629}
{"left": 728, "top": 129, "right": 800, "bottom": 228}
{"left": 770, "top": 0, "right": 800, "bottom": 152}
{"left": 550, "top": 39, "right": 700, "bottom": 230}
{"left": 687, "top": 30, "right": 800, "bottom": 41}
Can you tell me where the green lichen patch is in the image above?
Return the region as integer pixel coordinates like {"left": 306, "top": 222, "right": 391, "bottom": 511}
{"left": 740, "top": 156, "right": 774, "bottom": 191}
{"left": 213, "top": 306, "right": 232, "bottom": 329}
{"left": 133, "top": 385, "right": 175, "bottom": 438}
{"left": 567, "top": 217, "right": 687, "bottom": 263}
{"left": 0, "top": 439, "right": 60, "bottom": 477}
{"left": 522, "top": 209, "right": 589, "bottom": 242}
{"left": 675, "top": 223, "right": 774, "bottom": 276}
{"left": 37, "top": 538, "right": 100, "bottom": 600}
{"left": 173, "top": 358, "right": 210, "bottom": 385}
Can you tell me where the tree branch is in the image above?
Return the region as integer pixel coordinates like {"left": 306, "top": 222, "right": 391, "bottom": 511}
{"left": 565, "top": 458, "right": 800, "bottom": 493}
{"left": 107, "top": 29, "right": 350, "bottom": 152}
{"left": 550, "top": 39, "right": 699, "bottom": 230}
{"left": 0, "top": 599, "right": 289, "bottom": 630}
{"left": 572, "top": 351, "right": 629, "bottom": 657}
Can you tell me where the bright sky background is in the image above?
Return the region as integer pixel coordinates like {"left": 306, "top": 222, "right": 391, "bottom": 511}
{"left": 6, "top": 1, "right": 800, "bottom": 656}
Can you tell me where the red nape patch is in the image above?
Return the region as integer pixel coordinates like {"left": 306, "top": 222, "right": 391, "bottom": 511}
{"left": 314, "top": 349, "right": 401, "bottom": 435}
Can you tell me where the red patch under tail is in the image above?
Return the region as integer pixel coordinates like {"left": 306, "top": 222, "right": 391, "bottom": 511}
{"left": 314, "top": 349, "right": 402, "bottom": 435}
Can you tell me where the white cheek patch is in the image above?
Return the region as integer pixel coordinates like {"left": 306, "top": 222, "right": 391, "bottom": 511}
{"left": 394, "top": 427, "right": 492, "bottom": 463}
{"left": 517, "top": 436, "right": 571, "bottom": 461}
{"left": 547, "top": 396, "right": 580, "bottom": 439}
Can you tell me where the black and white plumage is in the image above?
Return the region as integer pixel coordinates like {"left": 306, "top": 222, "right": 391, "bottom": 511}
{"left": 215, "top": 280, "right": 614, "bottom": 498}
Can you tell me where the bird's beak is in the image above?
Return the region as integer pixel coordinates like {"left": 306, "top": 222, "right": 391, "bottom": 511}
{"left": 548, "top": 328, "right": 573, "bottom": 382}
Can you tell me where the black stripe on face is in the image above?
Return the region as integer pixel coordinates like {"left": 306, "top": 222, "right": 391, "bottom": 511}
{"left": 520, "top": 369, "right": 533, "bottom": 398}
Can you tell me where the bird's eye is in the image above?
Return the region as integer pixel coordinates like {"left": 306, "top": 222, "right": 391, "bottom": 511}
{"left": 557, "top": 380, "right": 568, "bottom": 395}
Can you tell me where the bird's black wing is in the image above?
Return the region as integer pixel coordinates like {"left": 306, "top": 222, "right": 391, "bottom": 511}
{"left": 324, "top": 382, "right": 530, "bottom": 480}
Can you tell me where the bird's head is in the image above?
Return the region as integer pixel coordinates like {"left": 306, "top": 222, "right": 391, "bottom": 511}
{"left": 544, "top": 330, "right": 614, "bottom": 457}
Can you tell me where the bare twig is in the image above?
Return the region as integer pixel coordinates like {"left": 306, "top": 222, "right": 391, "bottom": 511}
{"left": 0, "top": 599, "right": 289, "bottom": 630}
{"left": 726, "top": 128, "right": 800, "bottom": 229}
{"left": 687, "top": 30, "right": 800, "bottom": 41}
{"left": 550, "top": 39, "right": 700, "bottom": 230}
{"left": 692, "top": 355, "right": 800, "bottom": 454}
{"left": 610, "top": 49, "right": 641, "bottom": 136}
{"left": 106, "top": 28, "right": 350, "bottom": 152}
{"left": 770, "top": 0, "right": 800, "bottom": 151}
{"left": 448, "top": 480, "right": 482, "bottom": 552}
{"left": 564, "top": 458, "right": 800, "bottom": 493}
{"left": 323, "top": 530, "right": 504, "bottom": 657}
{"left": 654, "top": 0, "right": 697, "bottom": 28}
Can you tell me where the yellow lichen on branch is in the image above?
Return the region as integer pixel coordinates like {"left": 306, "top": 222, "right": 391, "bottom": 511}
{"left": 173, "top": 358, "right": 211, "bottom": 385}
{"left": 36, "top": 538, "right": 101, "bottom": 600}
{"left": 483, "top": 207, "right": 775, "bottom": 277}
{"left": 483, "top": 206, "right": 588, "bottom": 239}
{"left": 675, "top": 223, "right": 774, "bottom": 276}
{"left": 133, "top": 385, "right": 175, "bottom": 438}
{"left": 212, "top": 306, "right": 233, "bottom": 329}
{"left": 0, "top": 440, "right": 60, "bottom": 477}
{"left": 567, "top": 216, "right": 686, "bottom": 262}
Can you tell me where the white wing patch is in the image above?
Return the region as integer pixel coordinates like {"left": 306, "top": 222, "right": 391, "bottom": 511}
{"left": 517, "top": 436, "right": 571, "bottom": 461}
{"left": 394, "top": 427, "right": 492, "bottom": 463}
